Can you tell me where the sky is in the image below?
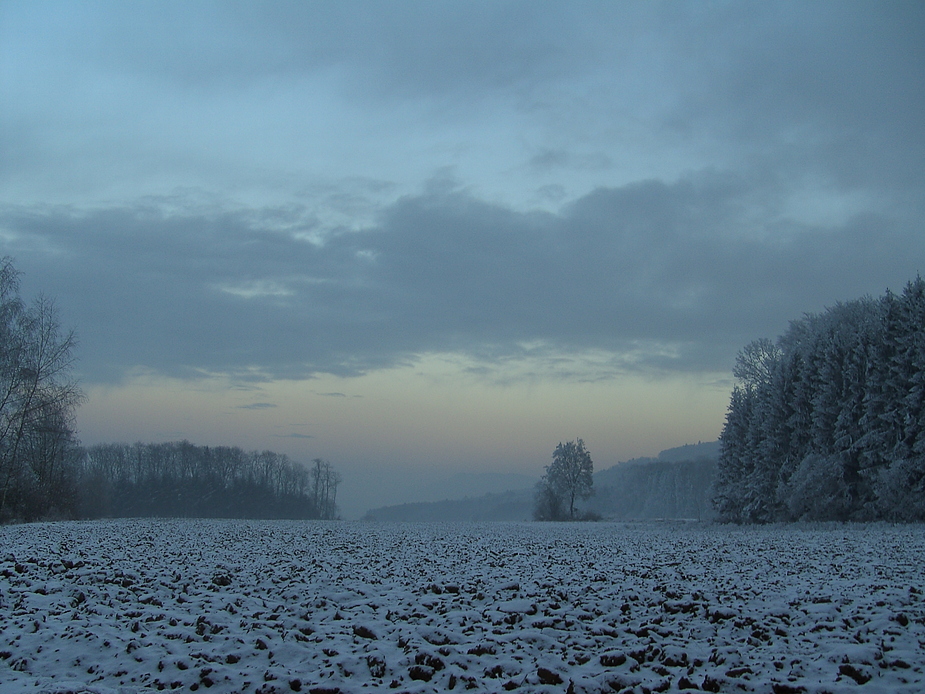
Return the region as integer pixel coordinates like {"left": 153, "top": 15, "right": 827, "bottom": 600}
{"left": 1, "top": 1, "right": 924, "bottom": 518}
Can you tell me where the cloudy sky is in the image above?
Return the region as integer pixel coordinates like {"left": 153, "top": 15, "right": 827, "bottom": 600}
{"left": 2, "top": 1, "right": 924, "bottom": 517}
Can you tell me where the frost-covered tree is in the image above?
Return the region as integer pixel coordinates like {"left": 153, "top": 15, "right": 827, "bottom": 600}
{"left": 713, "top": 385, "right": 757, "bottom": 523}
{"left": 534, "top": 439, "right": 594, "bottom": 520}
{"left": 713, "top": 338, "right": 787, "bottom": 522}
{"left": 0, "top": 258, "right": 83, "bottom": 522}
{"left": 714, "top": 277, "right": 925, "bottom": 522}
{"left": 532, "top": 478, "right": 564, "bottom": 521}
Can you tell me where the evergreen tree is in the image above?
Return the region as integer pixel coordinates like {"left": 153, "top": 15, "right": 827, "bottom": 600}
{"left": 714, "top": 278, "right": 925, "bottom": 522}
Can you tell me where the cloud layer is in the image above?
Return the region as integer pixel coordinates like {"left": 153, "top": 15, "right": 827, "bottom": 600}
{"left": 1, "top": 1, "right": 924, "bottom": 387}
{"left": 3, "top": 170, "right": 920, "bottom": 385}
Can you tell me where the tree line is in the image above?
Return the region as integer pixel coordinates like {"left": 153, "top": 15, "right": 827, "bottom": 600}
{"left": 80, "top": 442, "right": 341, "bottom": 520}
{"left": 714, "top": 277, "right": 925, "bottom": 522}
{"left": 0, "top": 256, "right": 340, "bottom": 523}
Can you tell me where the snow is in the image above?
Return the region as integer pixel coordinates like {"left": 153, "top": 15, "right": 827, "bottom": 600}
{"left": 1, "top": 519, "right": 923, "bottom": 693}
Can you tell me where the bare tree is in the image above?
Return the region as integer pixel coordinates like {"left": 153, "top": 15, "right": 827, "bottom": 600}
{"left": 311, "top": 458, "right": 341, "bottom": 519}
{"left": 0, "top": 259, "right": 83, "bottom": 521}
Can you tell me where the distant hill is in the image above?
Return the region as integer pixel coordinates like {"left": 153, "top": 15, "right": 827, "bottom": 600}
{"left": 417, "top": 471, "right": 536, "bottom": 503}
{"left": 362, "top": 488, "right": 532, "bottom": 522}
{"left": 362, "top": 441, "right": 721, "bottom": 522}
{"left": 590, "top": 441, "right": 719, "bottom": 521}
{"left": 588, "top": 459, "right": 717, "bottom": 521}
{"left": 656, "top": 440, "right": 720, "bottom": 463}
{"left": 585, "top": 441, "right": 720, "bottom": 520}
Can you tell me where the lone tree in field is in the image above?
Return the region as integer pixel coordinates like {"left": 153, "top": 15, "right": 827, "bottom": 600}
{"left": 534, "top": 438, "right": 594, "bottom": 520}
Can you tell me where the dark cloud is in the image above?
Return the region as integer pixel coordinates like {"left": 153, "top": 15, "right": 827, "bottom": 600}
{"left": 660, "top": 2, "right": 925, "bottom": 194}
{"left": 2, "top": 165, "right": 921, "bottom": 385}
{"left": 2, "top": 2, "right": 923, "bottom": 389}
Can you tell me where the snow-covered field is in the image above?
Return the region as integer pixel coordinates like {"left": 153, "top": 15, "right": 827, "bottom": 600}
{"left": 1, "top": 520, "right": 923, "bottom": 694}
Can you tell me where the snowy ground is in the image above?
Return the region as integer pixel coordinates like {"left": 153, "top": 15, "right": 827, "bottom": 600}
{"left": 1, "top": 520, "right": 923, "bottom": 694}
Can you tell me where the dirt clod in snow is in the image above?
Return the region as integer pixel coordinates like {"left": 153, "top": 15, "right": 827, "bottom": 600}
{"left": 0, "top": 519, "right": 923, "bottom": 693}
